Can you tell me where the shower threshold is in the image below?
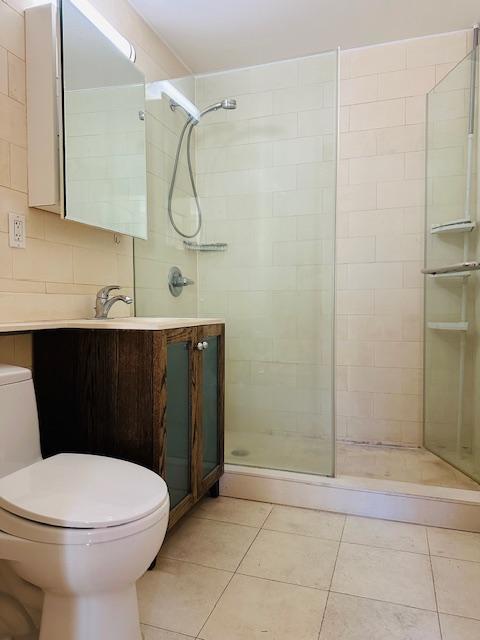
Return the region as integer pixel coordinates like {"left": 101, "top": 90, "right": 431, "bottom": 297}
{"left": 222, "top": 434, "right": 480, "bottom": 532}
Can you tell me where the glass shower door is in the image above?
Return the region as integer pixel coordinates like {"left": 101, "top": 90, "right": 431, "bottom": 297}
{"left": 424, "top": 47, "right": 480, "bottom": 483}
{"left": 196, "top": 51, "right": 338, "bottom": 476}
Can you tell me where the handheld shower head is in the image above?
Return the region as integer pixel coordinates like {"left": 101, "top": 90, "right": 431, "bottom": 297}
{"left": 199, "top": 98, "right": 238, "bottom": 118}
{"left": 221, "top": 98, "right": 237, "bottom": 110}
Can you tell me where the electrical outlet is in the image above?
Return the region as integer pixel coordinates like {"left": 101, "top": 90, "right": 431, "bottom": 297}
{"left": 9, "top": 213, "right": 26, "bottom": 249}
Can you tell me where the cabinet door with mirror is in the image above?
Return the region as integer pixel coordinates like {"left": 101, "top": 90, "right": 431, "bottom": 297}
{"left": 26, "top": 0, "right": 148, "bottom": 239}
{"left": 62, "top": 0, "right": 147, "bottom": 238}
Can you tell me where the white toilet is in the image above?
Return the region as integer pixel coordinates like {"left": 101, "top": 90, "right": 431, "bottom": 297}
{"left": 0, "top": 364, "right": 170, "bottom": 640}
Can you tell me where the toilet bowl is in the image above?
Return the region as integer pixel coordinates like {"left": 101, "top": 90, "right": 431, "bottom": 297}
{"left": 0, "top": 365, "right": 170, "bottom": 640}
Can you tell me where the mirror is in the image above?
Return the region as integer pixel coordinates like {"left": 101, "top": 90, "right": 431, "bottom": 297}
{"left": 61, "top": 0, "right": 148, "bottom": 238}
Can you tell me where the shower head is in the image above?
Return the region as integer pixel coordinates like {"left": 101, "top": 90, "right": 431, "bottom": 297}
{"left": 221, "top": 98, "right": 237, "bottom": 110}
{"left": 199, "top": 98, "right": 238, "bottom": 118}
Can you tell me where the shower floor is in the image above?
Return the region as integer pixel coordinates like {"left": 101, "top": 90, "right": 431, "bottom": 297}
{"left": 225, "top": 432, "right": 480, "bottom": 490}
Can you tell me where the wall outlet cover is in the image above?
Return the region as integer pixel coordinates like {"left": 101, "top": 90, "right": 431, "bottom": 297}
{"left": 9, "top": 213, "right": 26, "bottom": 249}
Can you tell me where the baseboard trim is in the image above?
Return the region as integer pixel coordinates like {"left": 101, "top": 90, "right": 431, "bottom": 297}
{"left": 220, "top": 465, "right": 480, "bottom": 532}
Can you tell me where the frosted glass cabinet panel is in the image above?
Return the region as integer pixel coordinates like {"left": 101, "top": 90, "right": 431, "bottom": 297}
{"left": 61, "top": 0, "right": 147, "bottom": 238}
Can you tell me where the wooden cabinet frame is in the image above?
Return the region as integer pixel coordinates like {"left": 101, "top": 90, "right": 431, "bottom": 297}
{"left": 32, "top": 323, "right": 225, "bottom": 530}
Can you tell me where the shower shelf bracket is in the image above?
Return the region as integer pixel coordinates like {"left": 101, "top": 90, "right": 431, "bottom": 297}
{"left": 184, "top": 241, "right": 228, "bottom": 252}
{"left": 429, "top": 272, "right": 471, "bottom": 279}
{"left": 430, "top": 220, "right": 476, "bottom": 235}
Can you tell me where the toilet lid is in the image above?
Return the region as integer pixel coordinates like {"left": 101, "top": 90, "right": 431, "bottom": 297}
{"left": 0, "top": 454, "right": 169, "bottom": 528}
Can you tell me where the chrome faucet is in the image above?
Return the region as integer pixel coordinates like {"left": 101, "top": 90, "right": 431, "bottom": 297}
{"left": 95, "top": 286, "right": 133, "bottom": 319}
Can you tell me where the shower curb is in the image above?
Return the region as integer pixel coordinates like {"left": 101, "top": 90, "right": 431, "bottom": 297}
{"left": 221, "top": 464, "right": 480, "bottom": 532}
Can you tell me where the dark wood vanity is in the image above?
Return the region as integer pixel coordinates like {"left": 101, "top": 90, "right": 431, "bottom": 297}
{"left": 32, "top": 322, "right": 225, "bottom": 529}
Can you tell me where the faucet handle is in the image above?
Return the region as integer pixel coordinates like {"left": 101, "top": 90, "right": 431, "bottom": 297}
{"left": 97, "top": 285, "right": 120, "bottom": 299}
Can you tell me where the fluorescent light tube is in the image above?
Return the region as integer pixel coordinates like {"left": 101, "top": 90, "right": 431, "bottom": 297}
{"left": 146, "top": 80, "right": 200, "bottom": 121}
{"left": 70, "top": 0, "right": 136, "bottom": 62}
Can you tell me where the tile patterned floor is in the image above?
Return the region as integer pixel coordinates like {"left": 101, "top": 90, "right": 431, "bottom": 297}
{"left": 138, "top": 496, "right": 480, "bottom": 640}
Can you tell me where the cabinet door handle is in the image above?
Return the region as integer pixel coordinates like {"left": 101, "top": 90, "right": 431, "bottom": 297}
{"left": 196, "top": 342, "right": 204, "bottom": 351}
{"left": 202, "top": 341, "right": 209, "bottom": 350}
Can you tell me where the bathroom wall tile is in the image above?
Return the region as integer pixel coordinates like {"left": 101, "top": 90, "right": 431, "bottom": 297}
{"left": 9, "top": 143, "right": 26, "bottom": 192}
{"left": 373, "top": 393, "right": 421, "bottom": 422}
{"left": 340, "top": 75, "right": 378, "bottom": 105}
{"left": 405, "top": 96, "right": 426, "bottom": 124}
{"left": 13, "top": 238, "right": 73, "bottom": 283}
{"left": 349, "top": 153, "right": 405, "bottom": 184}
{"left": 377, "top": 179, "right": 423, "bottom": 208}
{"left": 0, "top": 92, "right": 26, "bottom": 146}
{"left": 338, "top": 183, "right": 377, "bottom": 212}
{"left": 0, "top": 1, "right": 24, "bottom": 60}
{"left": 0, "top": 46, "right": 7, "bottom": 96}
{"left": 376, "top": 123, "right": 424, "bottom": 154}
{"left": 406, "top": 32, "right": 467, "bottom": 68}
{"left": 336, "top": 390, "right": 374, "bottom": 418}
{"left": 349, "top": 99, "right": 405, "bottom": 131}
{"left": 378, "top": 66, "right": 436, "bottom": 100}
{"left": 7, "top": 51, "right": 25, "bottom": 104}
{"left": 0, "top": 138, "right": 9, "bottom": 187}
{"left": 273, "top": 84, "right": 324, "bottom": 114}
{"left": 340, "top": 130, "right": 377, "bottom": 159}
{"left": 344, "top": 42, "right": 406, "bottom": 78}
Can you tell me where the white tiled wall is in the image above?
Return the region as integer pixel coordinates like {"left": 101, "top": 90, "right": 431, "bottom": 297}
{"left": 337, "top": 30, "right": 471, "bottom": 446}
{"left": 0, "top": 0, "right": 188, "bottom": 363}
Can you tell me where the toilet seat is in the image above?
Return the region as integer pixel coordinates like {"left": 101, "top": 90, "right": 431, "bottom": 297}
{"left": 0, "top": 453, "right": 169, "bottom": 530}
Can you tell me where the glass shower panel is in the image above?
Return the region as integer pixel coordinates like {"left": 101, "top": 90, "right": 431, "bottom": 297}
{"left": 424, "top": 48, "right": 480, "bottom": 483}
{"left": 134, "top": 74, "right": 199, "bottom": 317}
{"left": 195, "top": 52, "right": 338, "bottom": 475}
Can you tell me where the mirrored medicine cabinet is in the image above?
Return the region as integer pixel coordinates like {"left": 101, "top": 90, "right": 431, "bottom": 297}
{"left": 25, "top": 0, "right": 148, "bottom": 239}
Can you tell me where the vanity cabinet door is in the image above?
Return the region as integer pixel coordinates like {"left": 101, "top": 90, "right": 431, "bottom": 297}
{"left": 196, "top": 324, "right": 225, "bottom": 495}
{"left": 164, "top": 328, "right": 196, "bottom": 526}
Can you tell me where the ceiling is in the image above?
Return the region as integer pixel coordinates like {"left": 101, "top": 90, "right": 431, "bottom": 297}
{"left": 128, "top": 0, "right": 480, "bottom": 74}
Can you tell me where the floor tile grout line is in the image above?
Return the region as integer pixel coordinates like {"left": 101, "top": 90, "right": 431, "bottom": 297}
{"left": 195, "top": 514, "right": 267, "bottom": 639}
{"left": 189, "top": 513, "right": 262, "bottom": 530}
{"left": 426, "top": 529, "right": 444, "bottom": 640}
{"left": 261, "top": 524, "right": 344, "bottom": 542}
{"left": 317, "top": 512, "right": 348, "bottom": 639}
{"left": 258, "top": 501, "right": 274, "bottom": 527}
{"left": 338, "top": 537, "right": 430, "bottom": 557}
{"left": 327, "top": 588, "right": 439, "bottom": 615}
{"left": 158, "top": 553, "right": 237, "bottom": 574}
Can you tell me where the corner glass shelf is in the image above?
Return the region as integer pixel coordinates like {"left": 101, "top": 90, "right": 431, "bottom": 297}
{"left": 427, "top": 322, "right": 469, "bottom": 331}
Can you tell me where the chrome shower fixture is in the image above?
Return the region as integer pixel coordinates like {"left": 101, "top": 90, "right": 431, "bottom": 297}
{"left": 168, "top": 97, "right": 238, "bottom": 238}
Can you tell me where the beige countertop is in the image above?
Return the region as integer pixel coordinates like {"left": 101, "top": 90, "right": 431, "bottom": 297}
{"left": 0, "top": 317, "right": 225, "bottom": 333}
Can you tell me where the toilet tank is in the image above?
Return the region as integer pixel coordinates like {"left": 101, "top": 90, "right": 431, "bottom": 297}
{"left": 0, "top": 364, "right": 42, "bottom": 479}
